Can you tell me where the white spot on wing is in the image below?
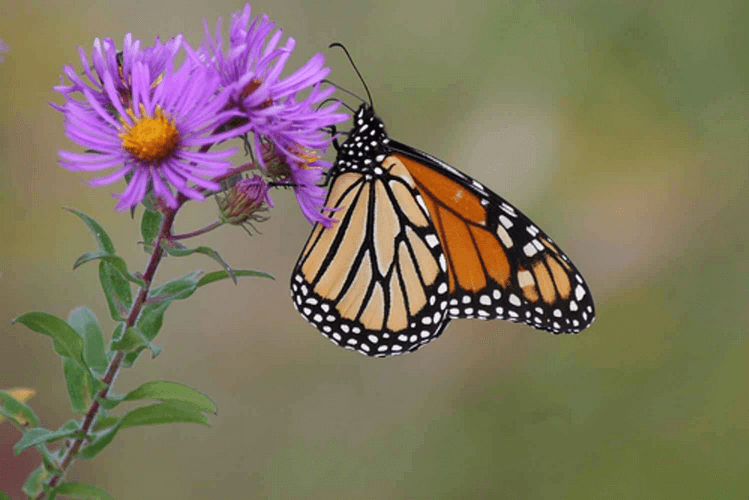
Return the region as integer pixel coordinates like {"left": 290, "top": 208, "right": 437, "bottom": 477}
{"left": 497, "top": 226, "right": 513, "bottom": 248}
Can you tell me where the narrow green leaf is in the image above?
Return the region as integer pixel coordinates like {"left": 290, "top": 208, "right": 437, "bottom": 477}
{"left": 150, "top": 271, "right": 202, "bottom": 299}
{"left": 110, "top": 327, "right": 161, "bottom": 357}
{"left": 126, "top": 272, "right": 147, "bottom": 288}
{"left": 64, "top": 208, "right": 115, "bottom": 254}
{"left": 36, "top": 443, "right": 60, "bottom": 473}
{"left": 63, "top": 357, "right": 92, "bottom": 413}
{"left": 73, "top": 251, "right": 128, "bottom": 273}
{"left": 119, "top": 272, "right": 199, "bottom": 367}
{"left": 0, "top": 490, "right": 12, "bottom": 500}
{"left": 162, "top": 243, "right": 237, "bottom": 284}
{"left": 137, "top": 272, "right": 200, "bottom": 341}
{"left": 77, "top": 420, "right": 122, "bottom": 460}
{"left": 14, "top": 420, "right": 80, "bottom": 455}
{"left": 49, "top": 481, "right": 114, "bottom": 500}
{"left": 12, "top": 312, "right": 84, "bottom": 364}
{"left": 92, "top": 415, "right": 120, "bottom": 430}
{"left": 122, "top": 346, "right": 148, "bottom": 368}
{"left": 140, "top": 208, "right": 162, "bottom": 245}
{"left": 0, "top": 390, "right": 39, "bottom": 427}
{"left": 122, "top": 381, "right": 217, "bottom": 414}
{"left": 99, "top": 260, "right": 132, "bottom": 321}
{"left": 109, "top": 327, "right": 146, "bottom": 351}
{"left": 120, "top": 402, "right": 210, "bottom": 428}
{"left": 197, "top": 269, "right": 274, "bottom": 287}
{"left": 22, "top": 464, "right": 51, "bottom": 497}
{"left": 80, "top": 403, "right": 209, "bottom": 460}
{"left": 110, "top": 322, "right": 125, "bottom": 343}
{"left": 68, "top": 307, "right": 108, "bottom": 378}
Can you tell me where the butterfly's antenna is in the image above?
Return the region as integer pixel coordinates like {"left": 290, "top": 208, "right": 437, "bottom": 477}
{"left": 317, "top": 96, "right": 356, "bottom": 115}
{"left": 315, "top": 97, "right": 351, "bottom": 152}
{"left": 329, "top": 42, "right": 373, "bottom": 108}
{"left": 321, "top": 79, "right": 366, "bottom": 105}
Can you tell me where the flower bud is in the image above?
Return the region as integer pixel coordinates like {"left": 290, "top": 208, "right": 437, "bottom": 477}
{"left": 261, "top": 141, "right": 292, "bottom": 180}
{"left": 218, "top": 175, "right": 272, "bottom": 225}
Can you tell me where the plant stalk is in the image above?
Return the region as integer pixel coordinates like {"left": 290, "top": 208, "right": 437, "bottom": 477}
{"left": 36, "top": 205, "right": 180, "bottom": 499}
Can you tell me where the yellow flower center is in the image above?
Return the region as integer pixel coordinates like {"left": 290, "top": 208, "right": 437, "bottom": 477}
{"left": 120, "top": 104, "right": 179, "bottom": 163}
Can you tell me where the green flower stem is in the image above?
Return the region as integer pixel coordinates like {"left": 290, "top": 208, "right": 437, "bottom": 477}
{"left": 36, "top": 203, "right": 182, "bottom": 499}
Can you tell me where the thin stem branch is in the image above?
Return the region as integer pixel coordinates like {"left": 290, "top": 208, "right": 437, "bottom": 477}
{"left": 171, "top": 219, "right": 224, "bottom": 240}
{"left": 36, "top": 204, "right": 182, "bottom": 499}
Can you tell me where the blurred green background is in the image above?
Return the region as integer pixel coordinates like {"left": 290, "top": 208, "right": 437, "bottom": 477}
{"left": 1, "top": 0, "right": 747, "bottom": 498}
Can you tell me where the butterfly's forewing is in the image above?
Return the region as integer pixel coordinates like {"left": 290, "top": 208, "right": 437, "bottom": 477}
{"left": 391, "top": 143, "right": 595, "bottom": 333}
{"left": 291, "top": 110, "right": 453, "bottom": 356}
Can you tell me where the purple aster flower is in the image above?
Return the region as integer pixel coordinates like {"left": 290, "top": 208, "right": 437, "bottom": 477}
{"left": 191, "top": 3, "right": 348, "bottom": 225}
{"left": 54, "top": 34, "right": 182, "bottom": 109}
{"left": 261, "top": 141, "right": 336, "bottom": 227}
{"left": 56, "top": 54, "right": 253, "bottom": 210}
{"left": 0, "top": 39, "right": 8, "bottom": 62}
{"left": 289, "top": 161, "right": 331, "bottom": 227}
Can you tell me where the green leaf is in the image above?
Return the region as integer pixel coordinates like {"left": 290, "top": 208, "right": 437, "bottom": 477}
{"left": 64, "top": 207, "right": 115, "bottom": 254}
{"left": 150, "top": 271, "right": 202, "bottom": 300}
{"left": 122, "top": 381, "right": 217, "bottom": 414}
{"left": 0, "top": 390, "right": 39, "bottom": 427}
{"left": 109, "top": 327, "right": 146, "bottom": 351}
{"left": 14, "top": 420, "right": 80, "bottom": 455}
{"left": 36, "top": 443, "right": 61, "bottom": 472}
{"left": 78, "top": 420, "right": 121, "bottom": 459}
{"left": 63, "top": 357, "right": 93, "bottom": 413}
{"left": 162, "top": 243, "right": 237, "bottom": 284}
{"left": 121, "top": 346, "right": 148, "bottom": 368}
{"left": 137, "top": 272, "right": 200, "bottom": 340}
{"left": 99, "top": 260, "right": 132, "bottom": 321}
{"left": 197, "top": 269, "right": 274, "bottom": 287}
{"left": 49, "top": 481, "right": 114, "bottom": 500}
{"left": 120, "top": 402, "right": 210, "bottom": 428}
{"left": 0, "top": 490, "right": 12, "bottom": 500}
{"left": 22, "top": 464, "right": 51, "bottom": 497}
{"left": 120, "top": 272, "right": 199, "bottom": 367}
{"left": 140, "top": 208, "right": 162, "bottom": 245}
{"left": 80, "top": 403, "right": 208, "bottom": 459}
{"left": 92, "top": 415, "right": 120, "bottom": 430}
{"left": 72, "top": 250, "right": 128, "bottom": 273}
{"left": 110, "top": 327, "right": 161, "bottom": 357}
{"left": 67, "top": 307, "right": 108, "bottom": 378}
{"left": 12, "top": 312, "right": 84, "bottom": 364}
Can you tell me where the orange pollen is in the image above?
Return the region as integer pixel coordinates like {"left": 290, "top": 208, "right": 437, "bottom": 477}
{"left": 120, "top": 104, "right": 179, "bottom": 163}
{"left": 292, "top": 145, "right": 322, "bottom": 170}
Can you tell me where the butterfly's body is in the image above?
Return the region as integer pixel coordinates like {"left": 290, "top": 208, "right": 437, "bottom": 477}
{"left": 291, "top": 104, "right": 594, "bottom": 357}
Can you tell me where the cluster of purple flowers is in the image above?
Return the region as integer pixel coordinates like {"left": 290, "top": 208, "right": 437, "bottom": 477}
{"left": 53, "top": 4, "right": 347, "bottom": 226}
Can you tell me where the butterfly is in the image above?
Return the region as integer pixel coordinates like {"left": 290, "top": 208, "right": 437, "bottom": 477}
{"left": 291, "top": 103, "right": 594, "bottom": 357}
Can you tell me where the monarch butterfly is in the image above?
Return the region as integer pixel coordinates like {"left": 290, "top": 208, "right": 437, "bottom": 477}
{"left": 291, "top": 103, "right": 595, "bottom": 357}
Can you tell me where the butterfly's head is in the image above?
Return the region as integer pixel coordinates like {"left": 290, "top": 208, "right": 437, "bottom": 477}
{"left": 333, "top": 104, "right": 390, "bottom": 171}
